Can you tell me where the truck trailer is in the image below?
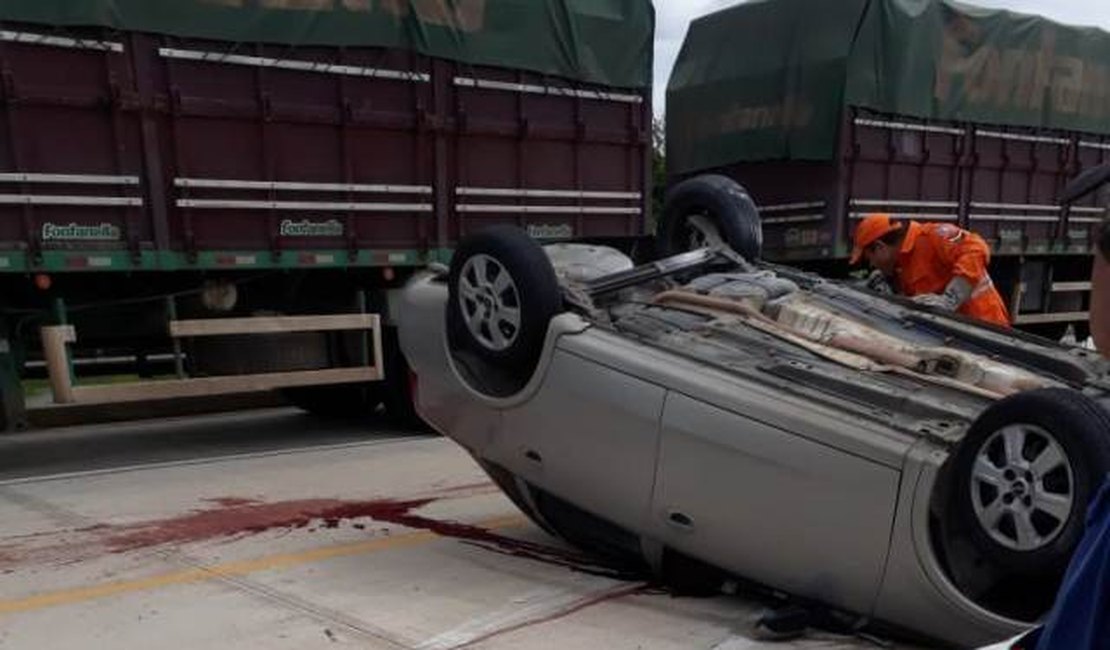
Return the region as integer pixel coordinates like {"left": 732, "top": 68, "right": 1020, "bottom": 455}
{"left": 666, "top": 0, "right": 1110, "bottom": 339}
{"left": 0, "top": 0, "right": 655, "bottom": 430}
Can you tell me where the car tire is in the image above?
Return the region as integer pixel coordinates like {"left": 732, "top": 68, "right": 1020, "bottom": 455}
{"left": 659, "top": 174, "right": 763, "bottom": 261}
{"left": 447, "top": 226, "right": 562, "bottom": 377}
{"left": 952, "top": 388, "right": 1110, "bottom": 576}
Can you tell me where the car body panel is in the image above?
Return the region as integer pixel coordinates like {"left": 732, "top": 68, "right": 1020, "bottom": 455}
{"left": 397, "top": 275, "right": 500, "bottom": 453}
{"left": 652, "top": 391, "right": 901, "bottom": 613}
{"left": 495, "top": 349, "right": 666, "bottom": 534}
{"left": 397, "top": 274, "right": 590, "bottom": 453}
{"left": 561, "top": 328, "right": 913, "bottom": 468}
{"left": 874, "top": 441, "right": 1026, "bottom": 646}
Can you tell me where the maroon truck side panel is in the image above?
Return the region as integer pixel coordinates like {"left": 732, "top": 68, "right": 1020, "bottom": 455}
{"left": 0, "top": 25, "right": 650, "bottom": 263}
{"left": 707, "top": 109, "right": 1108, "bottom": 265}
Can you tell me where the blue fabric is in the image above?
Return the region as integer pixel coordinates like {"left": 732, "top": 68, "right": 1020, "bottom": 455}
{"left": 1036, "top": 475, "right": 1110, "bottom": 650}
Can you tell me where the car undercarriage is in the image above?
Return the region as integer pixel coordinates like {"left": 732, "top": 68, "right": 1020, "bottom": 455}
{"left": 567, "top": 246, "right": 1104, "bottom": 432}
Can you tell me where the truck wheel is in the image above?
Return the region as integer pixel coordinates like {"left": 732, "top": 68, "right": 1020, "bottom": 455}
{"left": 284, "top": 335, "right": 426, "bottom": 428}
{"left": 189, "top": 330, "right": 331, "bottom": 376}
{"left": 952, "top": 388, "right": 1110, "bottom": 576}
{"left": 659, "top": 174, "right": 763, "bottom": 261}
{"left": 447, "top": 226, "right": 562, "bottom": 376}
{"left": 190, "top": 318, "right": 382, "bottom": 419}
{"left": 284, "top": 384, "right": 383, "bottom": 419}
{"left": 379, "top": 327, "right": 426, "bottom": 429}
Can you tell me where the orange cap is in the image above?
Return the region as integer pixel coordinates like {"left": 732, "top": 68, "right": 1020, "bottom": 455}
{"left": 850, "top": 213, "right": 903, "bottom": 265}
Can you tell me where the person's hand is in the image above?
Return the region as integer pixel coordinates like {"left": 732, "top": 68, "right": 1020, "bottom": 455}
{"left": 913, "top": 277, "right": 973, "bottom": 312}
{"left": 912, "top": 293, "right": 955, "bottom": 310}
{"left": 860, "top": 270, "right": 893, "bottom": 295}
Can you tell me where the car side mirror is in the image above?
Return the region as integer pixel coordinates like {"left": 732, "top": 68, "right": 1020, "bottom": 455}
{"left": 1061, "top": 163, "right": 1110, "bottom": 206}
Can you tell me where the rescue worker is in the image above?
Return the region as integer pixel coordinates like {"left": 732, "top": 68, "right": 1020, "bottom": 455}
{"left": 1091, "top": 219, "right": 1110, "bottom": 357}
{"left": 850, "top": 213, "right": 1011, "bottom": 327}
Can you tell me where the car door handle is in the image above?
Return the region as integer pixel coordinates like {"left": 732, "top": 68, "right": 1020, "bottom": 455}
{"left": 667, "top": 510, "right": 694, "bottom": 531}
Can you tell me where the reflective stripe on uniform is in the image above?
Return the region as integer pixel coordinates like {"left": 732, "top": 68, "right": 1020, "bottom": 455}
{"left": 971, "top": 275, "right": 995, "bottom": 299}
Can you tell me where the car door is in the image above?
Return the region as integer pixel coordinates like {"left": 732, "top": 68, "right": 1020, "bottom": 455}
{"left": 496, "top": 330, "right": 666, "bottom": 535}
{"left": 651, "top": 390, "right": 901, "bottom": 614}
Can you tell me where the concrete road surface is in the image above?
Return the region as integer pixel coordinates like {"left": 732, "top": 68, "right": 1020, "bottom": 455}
{"left": 0, "top": 410, "right": 937, "bottom": 649}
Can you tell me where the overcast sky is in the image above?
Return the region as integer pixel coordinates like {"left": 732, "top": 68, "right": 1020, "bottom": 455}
{"left": 653, "top": 0, "right": 1110, "bottom": 115}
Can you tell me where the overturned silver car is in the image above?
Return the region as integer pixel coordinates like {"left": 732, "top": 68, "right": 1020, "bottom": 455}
{"left": 396, "top": 178, "right": 1110, "bottom": 648}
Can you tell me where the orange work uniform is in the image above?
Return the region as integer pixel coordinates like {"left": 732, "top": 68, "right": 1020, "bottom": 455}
{"left": 896, "top": 221, "right": 1010, "bottom": 327}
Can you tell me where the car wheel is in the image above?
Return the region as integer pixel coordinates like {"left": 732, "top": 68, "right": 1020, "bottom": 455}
{"left": 659, "top": 174, "right": 763, "bottom": 261}
{"left": 447, "top": 226, "right": 562, "bottom": 377}
{"left": 952, "top": 388, "right": 1110, "bottom": 575}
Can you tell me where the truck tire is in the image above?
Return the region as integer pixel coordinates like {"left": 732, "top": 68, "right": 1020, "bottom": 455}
{"left": 283, "top": 384, "right": 383, "bottom": 419}
{"left": 190, "top": 319, "right": 383, "bottom": 419}
{"left": 659, "top": 174, "right": 763, "bottom": 261}
{"left": 951, "top": 388, "right": 1110, "bottom": 576}
{"left": 379, "top": 327, "right": 426, "bottom": 429}
{"left": 189, "top": 331, "right": 331, "bottom": 376}
{"left": 287, "top": 329, "right": 427, "bottom": 428}
{"left": 447, "top": 226, "right": 562, "bottom": 377}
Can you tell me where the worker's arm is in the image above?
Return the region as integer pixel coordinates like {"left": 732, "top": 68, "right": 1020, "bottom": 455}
{"left": 912, "top": 226, "right": 990, "bottom": 311}
{"left": 936, "top": 226, "right": 992, "bottom": 286}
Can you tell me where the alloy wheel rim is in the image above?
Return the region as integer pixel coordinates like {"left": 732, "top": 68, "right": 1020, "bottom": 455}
{"left": 970, "top": 424, "right": 1075, "bottom": 552}
{"left": 458, "top": 254, "right": 522, "bottom": 352}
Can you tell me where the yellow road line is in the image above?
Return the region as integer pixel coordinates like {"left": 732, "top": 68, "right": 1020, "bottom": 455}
{"left": 0, "top": 514, "right": 527, "bottom": 615}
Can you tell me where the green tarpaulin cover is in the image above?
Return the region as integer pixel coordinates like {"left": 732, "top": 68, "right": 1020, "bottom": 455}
{"left": 668, "top": 0, "right": 1110, "bottom": 174}
{"left": 1, "top": 0, "right": 654, "bottom": 90}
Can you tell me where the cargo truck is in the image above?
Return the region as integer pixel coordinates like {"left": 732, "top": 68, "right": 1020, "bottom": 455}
{"left": 664, "top": 0, "right": 1109, "bottom": 340}
{"left": 0, "top": 0, "right": 655, "bottom": 430}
